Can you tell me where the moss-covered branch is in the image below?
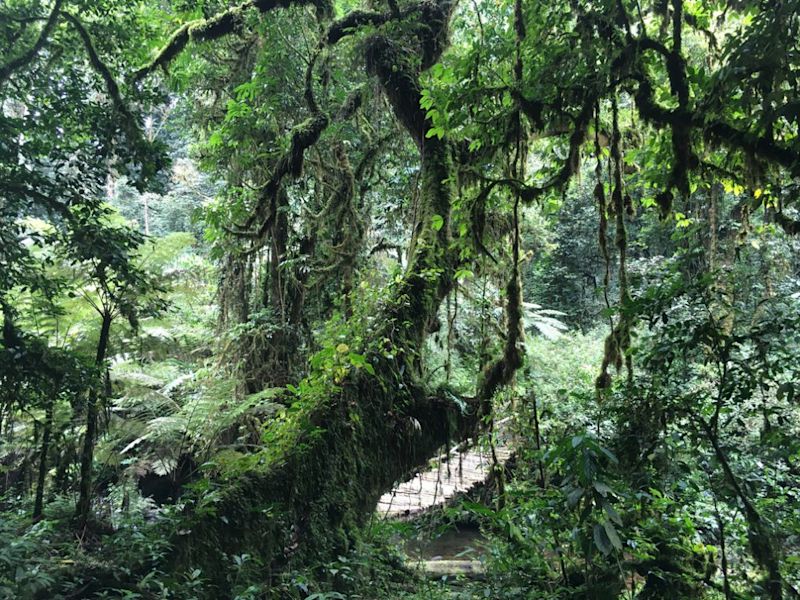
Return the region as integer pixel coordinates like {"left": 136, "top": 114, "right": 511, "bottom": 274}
{"left": 623, "top": 36, "right": 799, "bottom": 179}
{"left": 326, "top": 9, "right": 391, "bottom": 45}
{"left": 228, "top": 85, "right": 365, "bottom": 245}
{"left": 132, "top": 0, "right": 332, "bottom": 82}
{"left": 225, "top": 114, "right": 330, "bottom": 241}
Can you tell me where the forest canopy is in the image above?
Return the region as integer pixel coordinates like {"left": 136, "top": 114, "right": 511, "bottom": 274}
{"left": 1, "top": 0, "right": 799, "bottom": 598}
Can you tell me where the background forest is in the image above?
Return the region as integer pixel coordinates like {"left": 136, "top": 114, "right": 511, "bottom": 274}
{"left": 1, "top": 0, "right": 799, "bottom": 598}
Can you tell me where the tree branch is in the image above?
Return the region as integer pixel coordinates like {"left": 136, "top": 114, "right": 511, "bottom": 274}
{"left": 629, "top": 53, "right": 799, "bottom": 177}
{"left": 132, "top": 0, "right": 332, "bottom": 82}
{"left": 0, "top": 0, "right": 65, "bottom": 85}
{"left": 58, "top": 11, "right": 153, "bottom": 165}
{"left": 775, "top": 211, "right": 800, "bottom": 235}
{"left": 61, "top": 13, "right": 130, "bottom": 120}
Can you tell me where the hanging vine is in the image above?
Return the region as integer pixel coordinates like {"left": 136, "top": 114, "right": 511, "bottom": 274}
{"left": 597, "top": 92, "right": 633, "bottom": 389}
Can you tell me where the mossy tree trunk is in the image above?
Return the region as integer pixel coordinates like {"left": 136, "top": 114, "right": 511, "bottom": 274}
{"left": 171, "top": 0, "right": 474, "bottom": 585}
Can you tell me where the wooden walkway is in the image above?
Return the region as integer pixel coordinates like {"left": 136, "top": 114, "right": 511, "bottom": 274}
{"left": 377, "top": 420, "right": 512, "bottom": 517}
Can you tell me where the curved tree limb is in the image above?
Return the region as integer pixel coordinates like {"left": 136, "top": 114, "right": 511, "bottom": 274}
{"left": 132, "top": 0, "right": 332, "bottom": 82}
{"left": 702, "top": 120, "right": 799, "bottom": 176}
{"left": 61, "top": 13, "right": 132, "bottom": 122}
{"left": 223, "top": 0, "right": 402, "bottom": 246}
{"left": 632, "top": 70, "right": 800, "bottom": 175}
{"left": 0, "top": 0, "right": 65, "bottom": 86}
{"left": 204, "top": 2, "right": 407, "bottom": 245}
{"left": 326, "top": 9, "right": 392, "bottom": 45}
{"left": 223, "top": 112, "right": 329, "bottom": 239}
{"left": 468, "top": 99, "right": 593, "bottom": 206}
{"left": 619, "top": 34, "right": 799, "bottom": 178}
{"left": 224, "top": 87, "right": 365, "bottom": 242}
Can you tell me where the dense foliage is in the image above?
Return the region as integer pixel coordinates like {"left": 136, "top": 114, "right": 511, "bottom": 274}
{"left": 1, "top": 0, "right": 799, "bottom": 598}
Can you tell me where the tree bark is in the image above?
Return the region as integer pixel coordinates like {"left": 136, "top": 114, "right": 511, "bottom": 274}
{"left": 76, "top": 310, "right": 112, "bottom": 529}
{"left": 712, "top": 495, "right": 732, "bottom": 600}
{"left": 701, "top": 418, "right": 783, "bottom": 600}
